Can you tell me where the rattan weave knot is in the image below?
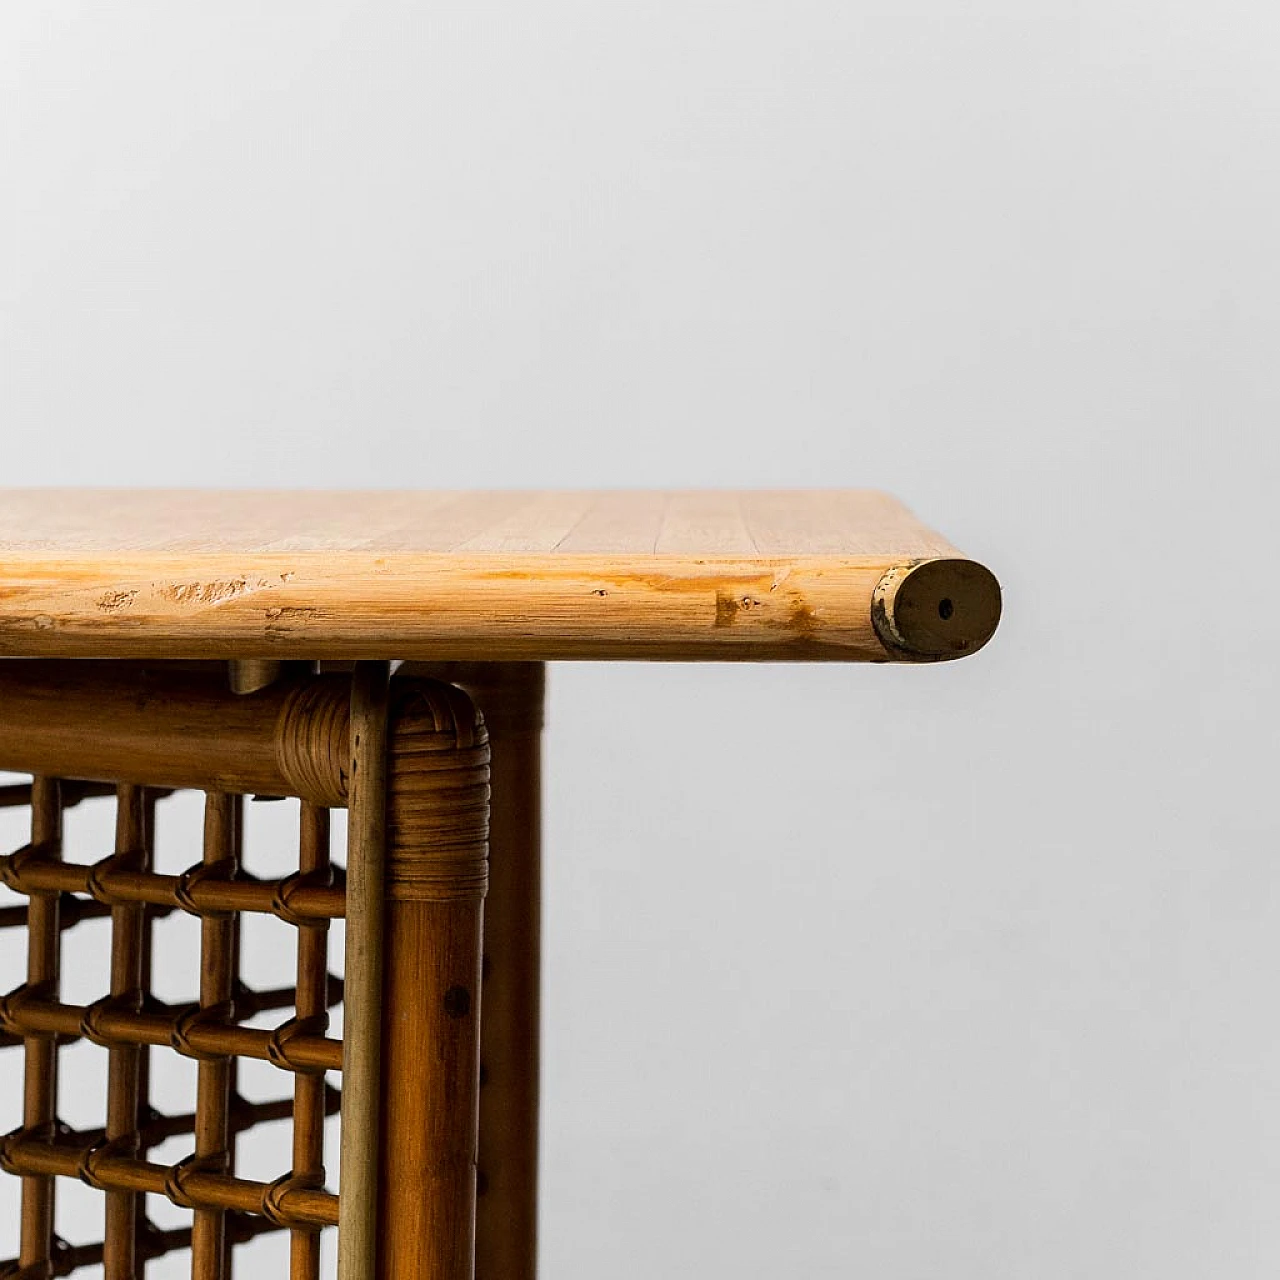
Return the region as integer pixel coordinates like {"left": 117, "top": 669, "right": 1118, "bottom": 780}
{"left": 0, "top": 987, "right": 24, "bottom": 1037}
{"left": 162, "top": 1151, "right": 226, "bottom": 1210}
{"left": 174, "top": 856, "right": 237, "bottom": 918}
{"left": 169, "top": 1001, "right": 237, "bottom": 1060}
{"left": 84, "top": 850, "right": 143, "bottom": 906}
{"left": 266, "top": 1014, "right": 330, "bottom": 1074}
{"left": 0, "top": 977, "right": 61, "bottom": 1039}
{"left": 260, "top": 1170, "right": 327, "bottom": 1229}
{"left": 0, "top": 843, "right": 58, "bottom": 894}
{"left": 77, "top": 1134, "right": 137, "bottom": 1192}
{"left": 0, "top": 1123, "right": 53, "bottom": 1179}
{"left": 78, "top": 994, "right": 139, "bottom": 1048}
{"left": 271, "top": 867, "right": 334, "bottom": 927}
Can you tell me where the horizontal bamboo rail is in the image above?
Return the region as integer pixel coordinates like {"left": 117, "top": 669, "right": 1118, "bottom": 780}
{"left": 0, "top": 992, "right": 343, "bottom": 1071}
{"left": 0, "top": 846, "right": 346, "bottom": 921}
{"left": 12, "top": 1214, "right": 293, "bottom": 1276}
{"left": 0, "top": 663, "right": 349, "bottom": 805}
{"left": 0, "top": 1134, "right": 339, "bottom": 1227}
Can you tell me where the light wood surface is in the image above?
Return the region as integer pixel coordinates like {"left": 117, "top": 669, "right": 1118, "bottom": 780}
{"left": 0, "top": 490, "right": 1000, "bottom": 662}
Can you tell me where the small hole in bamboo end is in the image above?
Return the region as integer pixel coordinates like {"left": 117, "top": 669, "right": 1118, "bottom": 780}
{"left": 872, "top": 559, "right": 1001, "bottom": 661}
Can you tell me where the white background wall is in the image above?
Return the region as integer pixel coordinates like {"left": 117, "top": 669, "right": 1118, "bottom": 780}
{"left": 3, "top": 3, "right": 1279, "bottom": 1275}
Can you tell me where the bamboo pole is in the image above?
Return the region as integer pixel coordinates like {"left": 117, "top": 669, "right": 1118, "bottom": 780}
{"left": 0, "top": 662, "right": 349, "bottom": 806}
{"left": 17, "top": 777, "right": 62, "bottom": 1274}
{"left": 337, "top": 661, "right": 392, "bottom": 1280}
{"left": 102, "top": 784, "right": 147, "bottom": 1280}
{"left": 406, "top": 663, "right": 544, "bottom": 1280}
{"left": 375, "top": 677, "right": 490, "bottom": 1280}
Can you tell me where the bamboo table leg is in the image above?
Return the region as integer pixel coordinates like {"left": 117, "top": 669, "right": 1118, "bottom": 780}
{"left": 409, "top": 663, "right": 545, "bottom": 1280}
{"left": 374, "top": 676, "right": 491, "bottom": 1280}
{"left": 474, "top": 666, "right": 543, "bottom": 1280}
{"left": 339, "top": 661, "right": 391, "bottom": 1280}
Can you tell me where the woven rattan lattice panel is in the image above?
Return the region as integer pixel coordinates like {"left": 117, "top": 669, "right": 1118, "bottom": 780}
{"left": 0, "top": 661, "right": 495, "bottom": 1280}
{"left": 0, "top": 777, "right": 345, "bottom": 1278}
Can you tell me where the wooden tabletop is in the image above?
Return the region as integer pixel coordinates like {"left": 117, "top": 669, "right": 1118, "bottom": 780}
{"left": 0, "top": 490, "right": 1000, "bottom": 663}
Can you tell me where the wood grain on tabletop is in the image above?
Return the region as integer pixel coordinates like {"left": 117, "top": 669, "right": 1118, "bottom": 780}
{"left": 0, "top": 490, "right": 1000, "bottom": 662}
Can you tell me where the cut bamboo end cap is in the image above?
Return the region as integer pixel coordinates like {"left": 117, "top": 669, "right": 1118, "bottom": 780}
{"left": 872, "top": 559, "right": 1001, "bottom": 661}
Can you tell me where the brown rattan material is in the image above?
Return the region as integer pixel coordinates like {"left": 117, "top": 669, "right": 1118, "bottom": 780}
{"left": 0, "top": 664, "right": 496, "bottom": 1280}
{"left": 0, "top": 773, "right": 345, "bottom": 1278}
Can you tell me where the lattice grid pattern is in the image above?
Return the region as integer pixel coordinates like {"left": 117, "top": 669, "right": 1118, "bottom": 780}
{"left": 0, "top": 777, "right": 345, "bottom": 1279}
